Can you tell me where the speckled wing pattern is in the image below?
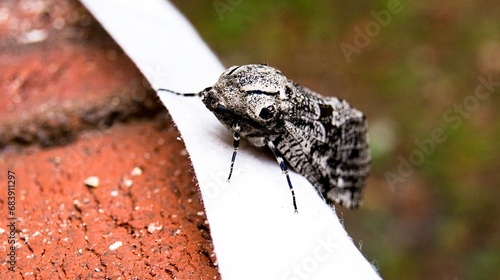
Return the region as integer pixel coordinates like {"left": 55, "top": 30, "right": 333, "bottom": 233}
{"left": 275, "top": 83, "right": 371, "bottom": 209}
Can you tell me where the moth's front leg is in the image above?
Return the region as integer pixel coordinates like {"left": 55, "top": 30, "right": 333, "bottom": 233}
{"left": 264, "top": 137, "right": 298, "bottom": 213}
{"left": 227, "top": 122, "right": 241, "bottom": 182}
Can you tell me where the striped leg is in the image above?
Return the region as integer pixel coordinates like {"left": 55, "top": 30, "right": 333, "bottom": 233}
{"left": 227, "top": 122, "right": 241, "bottom": 182}
{"left": 264, "top": 137, "right": 298, "bottom": 213}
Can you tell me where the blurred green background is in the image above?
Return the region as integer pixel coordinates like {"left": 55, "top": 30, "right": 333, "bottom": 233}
{"left": 169, "top": 0, "right": 500, "bottom": 279}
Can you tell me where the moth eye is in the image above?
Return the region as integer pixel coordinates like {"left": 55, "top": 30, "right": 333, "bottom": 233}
{"left": 215, "top": 104, "right": 228, "bottom": 114}
{"left": 258, "top": 105, "right": 275, "bottom": 120}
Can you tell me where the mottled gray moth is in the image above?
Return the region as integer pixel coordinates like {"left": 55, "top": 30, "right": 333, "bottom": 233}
{"left": 159, "top": 64, "right": 370, "bottom": 211}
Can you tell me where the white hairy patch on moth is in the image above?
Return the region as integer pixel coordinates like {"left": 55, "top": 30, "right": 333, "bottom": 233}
{"left": 241, "top": 84, "right": 280, "bottom": 93}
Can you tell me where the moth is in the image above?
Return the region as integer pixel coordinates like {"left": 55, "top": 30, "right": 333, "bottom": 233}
{"left": 159, "top": 64, "right": 370, "bottom": 211}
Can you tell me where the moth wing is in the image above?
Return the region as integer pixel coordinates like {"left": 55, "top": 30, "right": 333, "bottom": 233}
{"left": 278, "top": 87, "right": 370, "bottom": 208}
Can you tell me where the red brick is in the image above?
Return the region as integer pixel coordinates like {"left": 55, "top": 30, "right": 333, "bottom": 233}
{"left": 1, "top": 119, "right": 218, "bottom": 279}
{"left": 0, "top": 0, "right": 219, "bottom": 278}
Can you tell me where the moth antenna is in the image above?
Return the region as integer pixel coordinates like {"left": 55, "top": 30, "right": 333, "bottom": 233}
{"left": 157, "top": 88, "right": 200, "bottom": 97}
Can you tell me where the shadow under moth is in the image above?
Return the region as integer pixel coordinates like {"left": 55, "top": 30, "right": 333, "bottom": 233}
{"left": 159, "top": 64, "right": 370, "bottom": 212}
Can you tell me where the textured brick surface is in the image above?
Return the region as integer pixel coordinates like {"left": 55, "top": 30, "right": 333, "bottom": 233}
{"left": 0, "top": 0, "right": 219, "bottom": 279}
{"left": 0, "top": 0, "right": 161, "bottom": 148}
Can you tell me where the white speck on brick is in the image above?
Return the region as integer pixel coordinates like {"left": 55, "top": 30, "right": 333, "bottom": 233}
{"left": 131, "top": 167, "right": 142, "bottom": 176}
{"left": 109, "top": 241, "right": 123, "bottom": 251}
{"left": 19, "top": 29, "right": 48, "bottom": 44}
{"left": 147, "top": 223, "right": 163, "bottom": 234}
{"left": 84, "top": 176, "right": 99, "bottom": 188}
{"left": 123, "top": 178, "right": 133, "bottom": 188}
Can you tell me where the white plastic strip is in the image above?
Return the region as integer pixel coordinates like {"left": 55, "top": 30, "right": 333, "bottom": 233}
{"left": 79, "top": 1, "right": 381, "bottom": 279}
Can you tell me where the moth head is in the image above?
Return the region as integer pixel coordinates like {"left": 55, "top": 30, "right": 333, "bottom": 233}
{"left": 201, "top": 64, "right": 289, "bottom": 128}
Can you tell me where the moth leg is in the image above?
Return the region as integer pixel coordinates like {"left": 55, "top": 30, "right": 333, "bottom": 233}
{"left": 264, "top": 138, "right": 298, "bottom": 213}
{"left": 227, "top": 122, "right": 241, "bottom": 182}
